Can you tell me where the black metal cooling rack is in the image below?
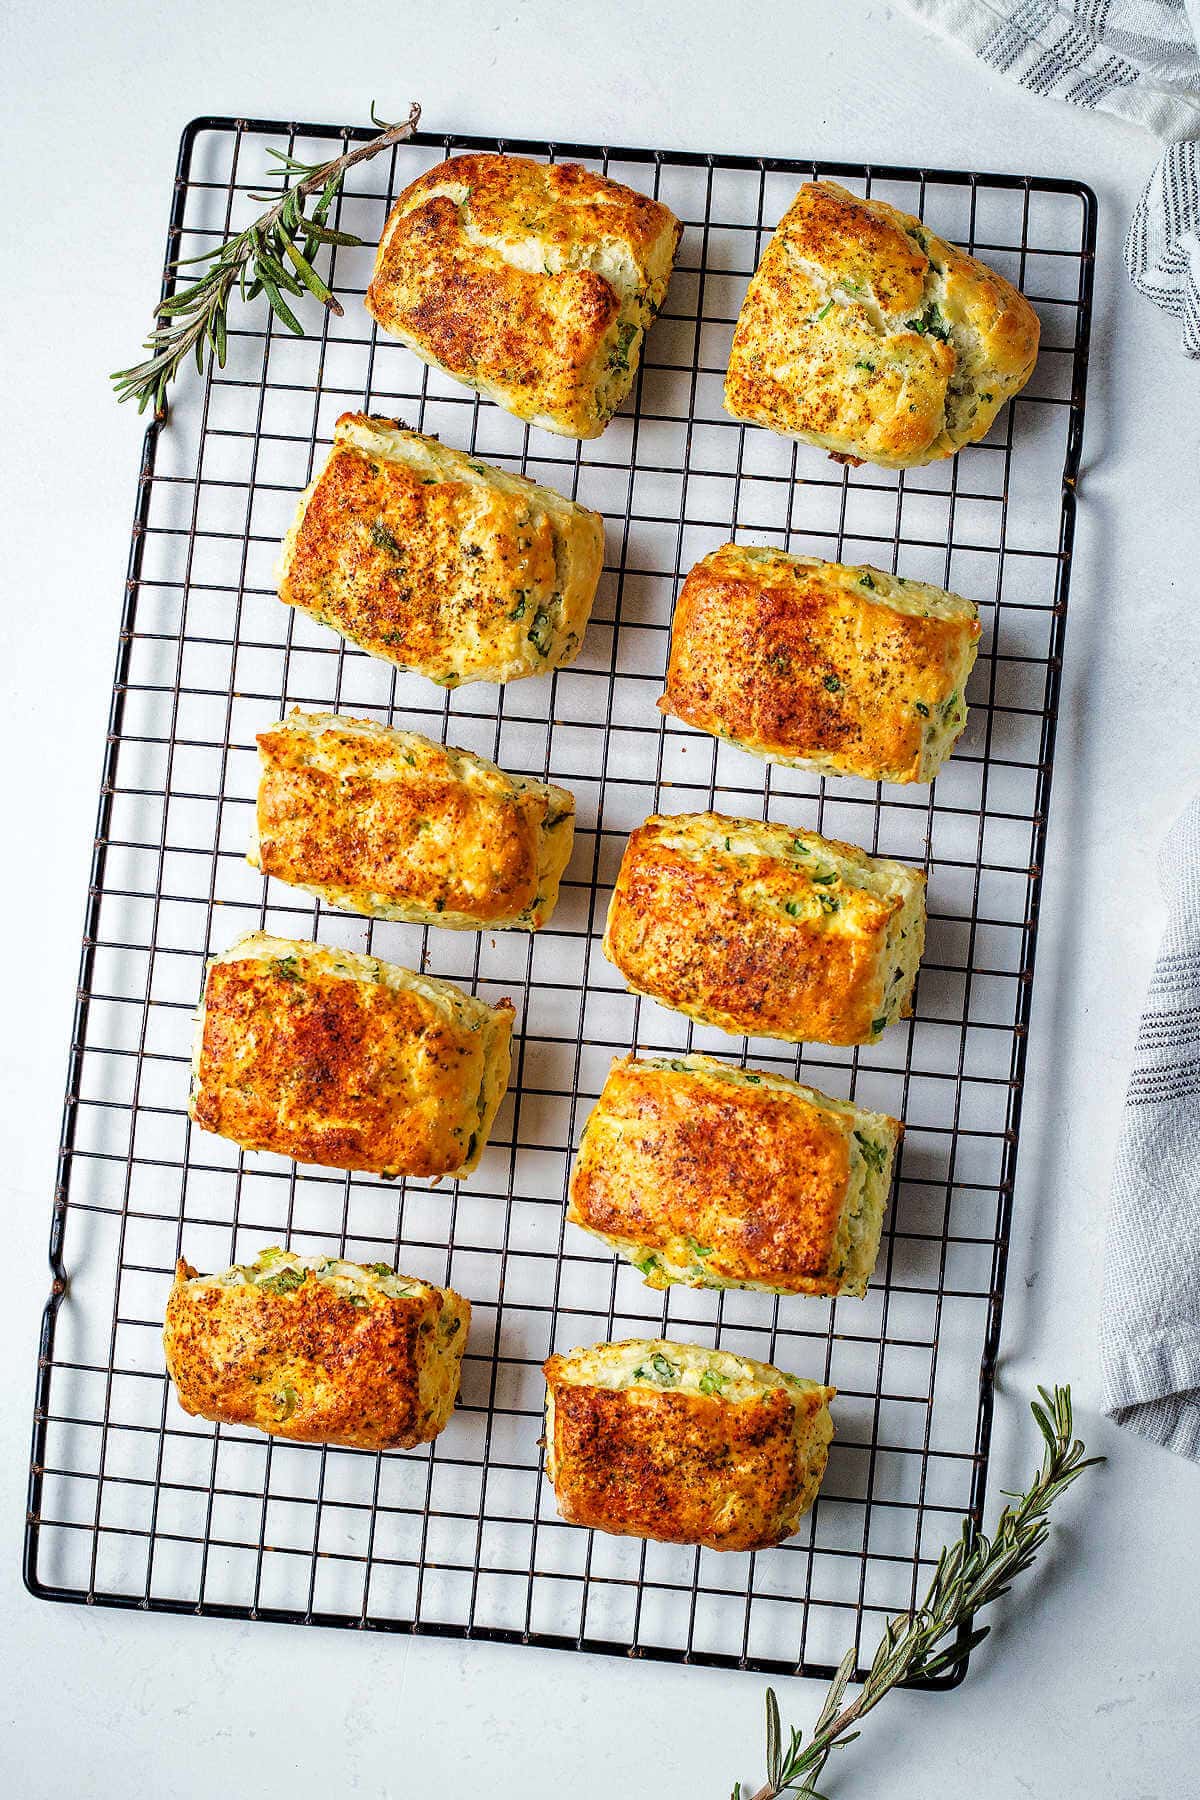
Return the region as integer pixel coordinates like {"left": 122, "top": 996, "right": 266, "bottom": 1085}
{"left": 24, "top": 117, "right": 1095, "bottom": 1685}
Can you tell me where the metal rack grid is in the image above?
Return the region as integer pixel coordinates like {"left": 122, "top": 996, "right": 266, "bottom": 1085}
{"left": 24, "top": 118, "right": 1095, "bottom": 1684}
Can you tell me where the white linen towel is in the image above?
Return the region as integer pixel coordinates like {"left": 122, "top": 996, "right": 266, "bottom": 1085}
{"left": 1100, "top": 795, "right": 1200, "bottom": 1459}
{"left": 899, "top": 1, "right": 1200, "bottom": 355}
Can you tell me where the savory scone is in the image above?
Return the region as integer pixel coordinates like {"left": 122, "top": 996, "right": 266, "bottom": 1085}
{"left": 660, "top": 544, "right": 981, "bottom": 783}
{"left": 249, "top": 710, "right": 575, "bottom": 930}
{"left": 163, "top": 1248, "right": 470, "bottom": 1449}
{"left": 603, "top": 812, "right": 926, "bottom": 1046}
{"left": 365, "top": 153, "right": 682, "bottom": 437}
{"left": 569, "top": 1053, "right": 900, "bottom": 1296}
{"left": 542, "top": 1339, "right": 835, "bottom": 1551}
{"left": 724, "top": 180, "right": 1040, "bottom": 468}
{"left": 277, "top": 414, "right": 605, "bottom": 685}
{"left": 188, "top": 932, "right": 514, "bottom": 1179}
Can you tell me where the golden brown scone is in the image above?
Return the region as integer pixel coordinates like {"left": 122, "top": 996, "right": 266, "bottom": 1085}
{"left": 188, "top": 932, "right": 514, "bottom": 1179}
{"left": 249, "top": 710, "right": 575, "bottom": 930}
{"left": 569, "top": 1053, "right": 900, "bottom": 1296}
{"left": 724, "top": 180, "right": 1040, "bottom": 468}
{"left": 660, "top": 544, "right": 981, "bottom": 783}
{"left": 542, "top": 1339, "right": 835, "bottom": 1551}
{"left": 277, "top": 414, "right": 604, "bottom": 686}
{"left": 366, "top": 154, "right": 682, "bottom": 438}
{"left": 603, "top": 812, "right": 926, "bottom": 1046}
{"left": 163, "top": 1249, "right": 470, "bottom": 1450}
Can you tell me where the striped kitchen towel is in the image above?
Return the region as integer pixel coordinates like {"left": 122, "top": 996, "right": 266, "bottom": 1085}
{"left": 899, "top": 1, "right": 1200, "bottom": 355}
{"left": 1100, "top": 795, "right": 1200, "bottom": 1459}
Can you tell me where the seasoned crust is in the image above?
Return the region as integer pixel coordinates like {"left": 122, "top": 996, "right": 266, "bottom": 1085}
{"left": 277, "top": 414, "right": 604, "bottom": 686}
{"left": 569, "top": 1053, "right": 900, "bottom": 1296}
{"left": 188, "top": 933, "right": 514, "bottom": 1179}
{"left": 724, "top": 181, "right": 1040, "bottom": 468}
{"left": 542, "top": 1339, "right": 835, "bottom": 1551}
{"left": 660, "top": 544, "right": 981, "bottom": 783}
{"left": 366, "top": 154, "right": 681, "bottom": 437}
{"left": 602, "top": 812, "right": 926, "bottom": 1047}
{"left": 249, "top": 710, "right": 575, "bottom": 930}
{"left": 163, "top": 1250, "right": 470, "bottom": 1450}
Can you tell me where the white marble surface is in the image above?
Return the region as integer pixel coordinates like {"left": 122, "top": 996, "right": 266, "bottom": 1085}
{"left": 2, "top": 2, "right": 1197, "bottom": 1794}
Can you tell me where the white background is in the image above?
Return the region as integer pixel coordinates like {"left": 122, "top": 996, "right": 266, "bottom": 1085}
{"left": 2, "top": 2, "right": 1197, "bottom": 1794}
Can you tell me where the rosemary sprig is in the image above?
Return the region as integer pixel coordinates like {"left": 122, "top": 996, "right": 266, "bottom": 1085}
{"left": 734, "top": 1385, "right": 1101, "bottom": 1800}
{"left": 111, "top": 101, "right": 421, "bottom": 415}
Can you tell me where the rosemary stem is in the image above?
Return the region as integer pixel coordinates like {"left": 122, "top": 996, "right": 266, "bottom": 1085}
{"left": 736, "top": 1387, "right": 1101, "bottom": 1800}
{"left": 256, "top": 104, "right": 422, "bottom": 217}
{"left": 229, "top": 105, "right": 422, "bottom": 305}
{"left": 113, "top": 101, "right": 422, "bottom": 414}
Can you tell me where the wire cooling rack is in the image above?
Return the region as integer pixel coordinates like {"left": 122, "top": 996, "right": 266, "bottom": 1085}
{"left": 24, "top": 118, "right": 1095, "bottom": 1684}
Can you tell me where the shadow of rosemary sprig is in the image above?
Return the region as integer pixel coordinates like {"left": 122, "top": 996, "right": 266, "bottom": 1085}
{"left": 734, "top": 1385, "right": 1102, "bottom": 1800}
{"left": 111, "top": 101, "right": 421, "bottom": 415}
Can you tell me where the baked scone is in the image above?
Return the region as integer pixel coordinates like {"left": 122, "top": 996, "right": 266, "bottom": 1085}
{"left": 163, "top": 1249, "right": 470, "bottom": 1449}
{"left": 249, "top": 710, "right": 575, "bottom": 930}
{"left": 660, "top": 544, "right": 981, "bottom": 783}
{"left": 542, "top": 1339, "right": 835, "bottom": 1551}
{"left": 366, "top": 154, "right": 682, "bottom": 437}
{"left": 189, "top": 932, "right": 514, "bottom": 1179}
{"left": 724, "top": 180, "right": 1040, "bottom": 468}
{"left": 278, "top": 414, "right": 605, "bottom": 686}
{"left": 603, "top": 812, "right": 926, "bottom": 1046}
{"left": 569, "top": 1053, "right": 900, "bottom": 1296}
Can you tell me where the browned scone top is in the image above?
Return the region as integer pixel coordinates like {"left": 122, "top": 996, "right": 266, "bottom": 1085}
{"left": 366, "top": 154, "right": 682, "bottom": 437}
{"left": 250, "top": 711, "right": 575, "bottom": 931}
{"left": 164, "top": 1250, "right": 470, "bottom": 1450}
{"left": 543, "top": 1340, "right": 835, "bottom": 1551}
{"left": 277, "top": 415, "right": 604, "bottom": 686}
{"left": 568, "top": 1053, "right": 900, "bottom": 1296}
{"left": 189, "top": 933, "right": 514, "bottom": 1180}
{"left": 602, "top": 812, "right": 926, "bottom": 1047}
{"left": 724, "top": 181, "right": 1040, "bottom": 468}
{"left": 660, "top": 544, "right": 981, "bottom": 784}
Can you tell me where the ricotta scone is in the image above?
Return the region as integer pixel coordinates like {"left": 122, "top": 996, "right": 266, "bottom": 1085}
{"left": 189, "top": 933, "right": 514, "bottom": 1179}
{"left": 569, "top": 1053, "right": 900, "bottom": 1296}
{"left": 164, "top": 1249, "right": 470, "bottom": 1449}
{"left": 366, "top": 154, "right": 682, "bottom": 437}
{"left": 543, "top": 1339, "right": 835, "bottom": 1551}
{"left": 660, "top": 544, "right": 981, "bottom": 783}
{"left": 278, "top": 414, "right": 605, "bottom": 686}
{"left": 250, "top": 710, "right": 575, "bottom": 930}
{"left": 603, "top": 812, "right": 926, "bottom": 1046}
{"left": 724, "top": 181, "right": 1040, "bottom": 468}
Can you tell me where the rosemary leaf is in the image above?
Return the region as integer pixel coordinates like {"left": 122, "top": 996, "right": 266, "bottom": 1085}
{"left": 255, "top": 248, "right": 306, "bottom": 299}
{"left": 765, "top": 1689, "right": 782, "bottom": 1786}
{"left": 255, "top": 266, "right": 303, "bottom": 337}
{"left": 811, "top": 1647, "right": 855, "bottom": 1736}
{"left": 280, "top": 233, "right": 336, "bottom": 306}
{"left": 265, "top": 145, "right": 312, "bottom": 172}
{"left": 300, "top": 220, "right": 367, "bottom": 248}
{"left": 112, "top": 100, "right": 421, "bottom": 415}
{"left": 738, "top": 1385, "right": 1101, "bottom": 1800}
{"left": 170, "top": 242, "right": 228, "bottom": 268}
{"left": 157, "top": 269, "right": 224, "bottom": 307}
